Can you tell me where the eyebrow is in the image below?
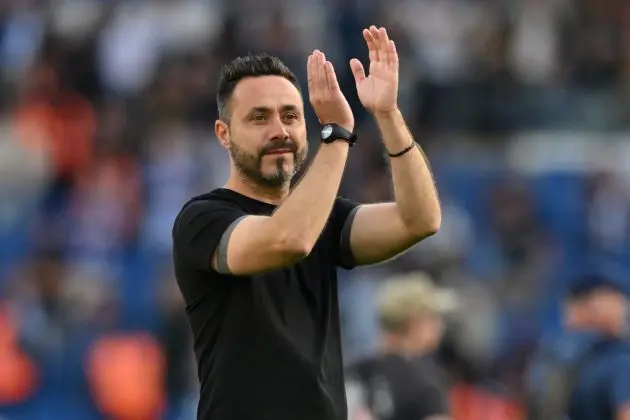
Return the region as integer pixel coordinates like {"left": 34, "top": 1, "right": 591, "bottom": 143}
{"left": 248, "top": 105, "right": 301, "bottom": 115}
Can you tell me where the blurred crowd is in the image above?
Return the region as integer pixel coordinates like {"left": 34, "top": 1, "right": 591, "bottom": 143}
{"left": 1, "top": 0, "right": 630, "bottom": 419}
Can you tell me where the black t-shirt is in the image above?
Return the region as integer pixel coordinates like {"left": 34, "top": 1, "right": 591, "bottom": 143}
{"left": 346, "top": 354, "right": 449, "bottom": 420}
{"left": 172, "top": 188, "right": 360, "bottom": 420}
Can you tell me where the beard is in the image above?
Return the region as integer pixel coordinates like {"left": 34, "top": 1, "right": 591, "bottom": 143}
{"left": 229, "top": 137, "right": 307, "bottom": 189}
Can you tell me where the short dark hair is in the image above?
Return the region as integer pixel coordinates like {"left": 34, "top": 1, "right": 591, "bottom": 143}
{"left": 565, "top": 274, "right": 626, "bottom": 302}
{"left": 216, "top": 54, "right": 300, "bottom": 122}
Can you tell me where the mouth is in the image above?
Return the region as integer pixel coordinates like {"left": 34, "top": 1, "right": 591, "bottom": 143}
{"left": 265, "top": 149, "right": 293, "bottom": 156}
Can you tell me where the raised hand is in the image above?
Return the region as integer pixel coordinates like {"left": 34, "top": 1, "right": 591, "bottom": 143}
{"left": 307, "top": 50, "right": 354, "bottom": 132}
{"left": 350, "top": 26, "right": 399, "bottom": 114}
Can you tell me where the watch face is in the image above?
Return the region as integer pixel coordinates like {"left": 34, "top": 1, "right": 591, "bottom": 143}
{"left": 321, "top": 125, "right": 333, "bottom": 139}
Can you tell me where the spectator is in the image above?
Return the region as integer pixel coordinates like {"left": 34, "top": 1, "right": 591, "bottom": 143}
{"left": 346, "top": 271, "right": 456, "bottom": 420}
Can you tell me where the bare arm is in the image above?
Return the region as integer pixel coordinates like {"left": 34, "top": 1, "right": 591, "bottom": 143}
{"left": 214, "top": 141, "right": 349, "bottom": 275}
{"left": 347, "top": 27, "right": 441, "bottom": 266}
{"left": 377, "top": 109, "right": 440, "bottom": 233}
{"left": 214, "top": 50, "right": 356, "bottom": 276}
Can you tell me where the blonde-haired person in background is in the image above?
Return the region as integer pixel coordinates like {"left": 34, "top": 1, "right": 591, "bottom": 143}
{"left": 346, "top": 272, "right": 456, "bottom": 420}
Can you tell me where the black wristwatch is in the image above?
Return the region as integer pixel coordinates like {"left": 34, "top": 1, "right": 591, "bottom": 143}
{"left": 320, "top": 123, "right": 357, "bottom": 147}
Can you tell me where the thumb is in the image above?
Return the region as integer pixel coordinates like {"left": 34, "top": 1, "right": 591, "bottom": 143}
{"left": 349, "top": 58, "right": 365, "bottom": 84}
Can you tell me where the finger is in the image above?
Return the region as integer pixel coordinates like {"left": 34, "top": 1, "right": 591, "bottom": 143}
{"left": 316, "top": 51, "right": 328, "bottom": 92}
{"left": 364, "top": 28, "right": 379, "bottom": 63}
{"left": 307, "top": 53, "right": 316, "bottom": 94}
{"left": 349, "top": 58, "right": 366, "bottom": 84}
{"left": 311, "top": 50, "right": 323, "bottom": 94}
{"left": 378, "top": 27, "right": 390, "bottom": 42}
{"left": 369, "top": 26, "right": 382, "bottom": 61}
{"left": 378, "top": 27, "right": 390, "bottom": 65}
{"left": 324, "top": 61, "right": 340, "bottom": 91}
{"left": 387, "top": 40, "right": 399, "bottom": 71}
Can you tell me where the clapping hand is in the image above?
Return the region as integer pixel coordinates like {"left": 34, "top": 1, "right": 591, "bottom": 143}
{"left": 350, "top": 26, "right": 399, "bottom": 114}
{"left": 307, "top": 50, "right": 354, "bottom": 132}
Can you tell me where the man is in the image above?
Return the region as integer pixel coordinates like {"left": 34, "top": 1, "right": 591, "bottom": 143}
{"left": 527, "top": 275, "right": 630, "bottom": 420}
{"left": 171, "top": 26, "right": 441, "bottom": 420}
{"left": 564, "top": 276, "right": 630, "bottom": 420}
{"left": 346, "top": 272, "right": 454, "bottom": 420}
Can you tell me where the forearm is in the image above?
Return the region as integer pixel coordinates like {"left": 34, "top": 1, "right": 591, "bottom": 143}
{"left": 270, "top": 141, "right": 349, "bottom": 249}
{"left": 375, "top": 109, "right": 441, "bottom": 233}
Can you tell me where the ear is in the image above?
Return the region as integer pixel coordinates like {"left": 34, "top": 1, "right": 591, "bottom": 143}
{"left": 214, "top": 120, "right": 230, "bottom": 149}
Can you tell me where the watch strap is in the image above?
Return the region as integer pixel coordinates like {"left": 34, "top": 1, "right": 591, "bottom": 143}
{"left": 320, "top": 123, "right": 357, "bottom": 146}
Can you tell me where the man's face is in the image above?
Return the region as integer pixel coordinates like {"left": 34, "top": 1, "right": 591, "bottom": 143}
{"left": 218, "top": 76, "right": 308, "bottom": 189}
{"left": 565, "top": 288, "right": 628, "bottom": 333}
{"left": 406, "top": 313, "right": 445, "bottom": 354}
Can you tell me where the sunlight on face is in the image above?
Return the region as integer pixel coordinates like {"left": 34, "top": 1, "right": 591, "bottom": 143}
{"left": 407, "top": 314, "right": 444, "bottom": 353}
{"left": 227, "top": 76, "right": 308, "bottom": 189}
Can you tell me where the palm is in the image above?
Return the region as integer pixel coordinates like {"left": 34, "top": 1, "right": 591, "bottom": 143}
{"left": 350, "top": 27, "right": 399, "bottom": 113}
{"left": 356, "top": 63, "right": 398, "bottom": 112}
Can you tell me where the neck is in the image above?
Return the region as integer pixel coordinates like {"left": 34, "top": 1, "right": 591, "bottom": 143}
{"left": 573, "top": 321, "right": 624, "bottom": 338}
{"left": 380, "top": 335, "right": 430, "bottom": 358}
{"left": 225, "top": 173, "right": 290, "bottom": 206}
{"left": 603, "top": 322, "right": 625, "bottom": 337}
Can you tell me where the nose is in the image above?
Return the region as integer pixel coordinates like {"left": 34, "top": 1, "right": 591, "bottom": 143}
{"left": 268, "top": 114, "right": 290, "bottom": 140}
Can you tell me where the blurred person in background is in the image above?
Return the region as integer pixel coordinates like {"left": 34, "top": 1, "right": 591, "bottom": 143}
{"left": 472, "top": 178, "right": 558, "bottom": 391}
{"left": 345, "top": 271, "right": 455, "bottom": 420}
{"left": 585, "top": 170, "right": 630, "bottom": 257}
{"left": 67, "top": 100, "right": 143, "bottom": 273}
{"left": 14, "top": 34, "right": 96, "bottom": 249}
{"left": 564, "top": 275, "right": 630, "bottom": 420}
{"left": 157, "top": 264, "right": 198, "bottom": 419}
{"left": 6, "top": 247, "right": 68, "bottom": 362}
{"left": 171, "top": 26, "right": 441, "bottom": 420}
{"left": 526, "top": 274, "right": 630, "bottom": 420}
{"left": 4, "top": 246, "right": 119, "bottom": 410}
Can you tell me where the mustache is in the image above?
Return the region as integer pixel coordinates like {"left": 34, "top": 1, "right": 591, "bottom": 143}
{"left": 261, "top": 139, "right": 298, "bottom": 155}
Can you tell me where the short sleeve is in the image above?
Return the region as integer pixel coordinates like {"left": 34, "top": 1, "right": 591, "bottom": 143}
{"left": 332, "top": 197, "right": 361, "bottom": 270}
{"left": 610, "top": 355, "right": 630, "bottom": 410}
{"left": 172, "top": 200, "right": 247, "bottom": 272}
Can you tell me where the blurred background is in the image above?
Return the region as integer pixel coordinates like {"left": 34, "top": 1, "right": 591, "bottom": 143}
{"left": 0, "top": 0, "right": 629, "bottom": 418}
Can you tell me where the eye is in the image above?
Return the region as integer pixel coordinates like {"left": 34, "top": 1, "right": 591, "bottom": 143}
{"left": 251, "top": 115, "right": 266, "bottom": 122}
{"left": 284, "top": 113, "right": 299, "bottom": 122}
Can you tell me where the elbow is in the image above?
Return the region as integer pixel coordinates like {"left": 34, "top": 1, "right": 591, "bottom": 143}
{"left": 276, "top": 232, "right": 314, "bottom": 261}
{"left": 408, "top": 214, "right": 441, "bottom": 240}
{"left": 402, "top": 201, "right": 442, "bottom": 240}
{"left": 425, "top": 215, "right": 441, "bottom": 236}
{"left": 421, "top": 220, "right": 441, "bottom": 239}
{"left": 423, "top": 205, "right": 442, "bottom": 237}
